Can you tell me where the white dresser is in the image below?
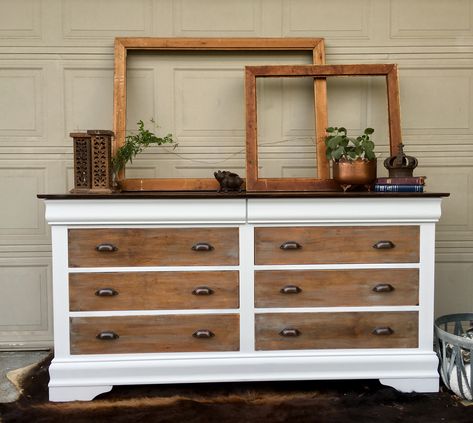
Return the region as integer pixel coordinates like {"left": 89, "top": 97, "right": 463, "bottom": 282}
{"left": 40, "top": 192, "right": 446, "bottom": 402}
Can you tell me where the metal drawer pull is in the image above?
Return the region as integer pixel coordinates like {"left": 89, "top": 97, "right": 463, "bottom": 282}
{"left": 191, "top": 242, "right": 214, "bottom": 252}
{"left": 95, "top": 243, "right": 118, "bottom": 252}
{"left": 96, "top": 331, "right": 119, "bottom": 341}
{"left": 95, "top": 288, "right": 119, "bottom": 297}
{"left": 192, "top": 329, "right": 215, "bottom": 339}
{"left": 372, "top": 327, "right": 394, "bottom": 336}
{"left": 280, "top": 241, "right": 302, "bottom": 250}
{"left": 280, "top": 285, "right": 302, "bottom": 294}
{"left": 372, "top": 240, "right": 395, "bottom": 250}
{"left": 279, "top": 328, "right": 301, "bottom": 337}
{"left": 192, "top": 286, "right": 214, "bottom": 296}
{"left": 372, "top": 284, "right": 395, "bottom": 293}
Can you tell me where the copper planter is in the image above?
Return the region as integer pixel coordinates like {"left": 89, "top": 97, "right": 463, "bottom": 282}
{"left": 333, "top": 159, "right": 377, "bottom": 187}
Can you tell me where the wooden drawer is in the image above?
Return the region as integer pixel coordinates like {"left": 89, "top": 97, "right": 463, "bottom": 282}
{"left": 254, "top": 226, "right": 419, "bottom": 265}
{"left": 255, "top": 269, "right": 418, "bottom": 308}
{"left": 70, "top": 314, "right": 239, "bottom": 354}
{"left": 255, "top": 312, "right": 418, "bottom": 350}
{"left": 69, "top": 271, "right": 239, "bottom": 311}
{"left": 69, "top": 227, "right": 239, "bottom": 267}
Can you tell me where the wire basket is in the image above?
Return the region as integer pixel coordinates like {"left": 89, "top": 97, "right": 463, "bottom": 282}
{"left": 435, "top": 313, "right": 473, "bottom": 400}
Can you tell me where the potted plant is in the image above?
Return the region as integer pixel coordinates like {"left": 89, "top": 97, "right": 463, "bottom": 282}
{"left": 324, "top": 127, "right": 377, "bottom": 189}
{"left": 112, "top": 119, "right": 175, "bottom": 186}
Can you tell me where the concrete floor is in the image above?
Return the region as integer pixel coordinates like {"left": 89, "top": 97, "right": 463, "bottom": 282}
{"left": 0, "top": 350, "right": 50, "bottom": 403}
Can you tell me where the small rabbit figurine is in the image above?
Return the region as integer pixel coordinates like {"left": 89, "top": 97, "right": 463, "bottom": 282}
{"left": 214, "top": 170, "right": 244, "bottom": 193}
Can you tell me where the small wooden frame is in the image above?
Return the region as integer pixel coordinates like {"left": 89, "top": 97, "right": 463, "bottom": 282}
{"left": 245, "top": 64, "right": 403, "bottom": 192}
{"left": 113, "top": 37, "right": 328, "bottom": 191}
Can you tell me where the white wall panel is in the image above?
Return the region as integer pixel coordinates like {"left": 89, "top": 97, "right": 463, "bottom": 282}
{"left": 0, "top": 260, "right": 52, "bottom": 348}
{"left": 0, "top": 167, "right": 46, "bottom": 238}
{"left": 0, "top": 0, "right": 42, "bottom": 40}
{"left": 172, "top": 0, "right": 261, "bottom": 35}
{"left": 126, "top": 69, "right": 156, "bottom": 129}
{"left": 62, "top": 0, "right": 153, "bottom": 39}
{"left": 0, "top": 68, "right": 44, "bottom": 138}
{"left": 175, "top": 69, "right": 245, "bottom": 137}
{"left": 390, "top": 0, "right": 473, "bottom": 40}
{"left": 435, "top": 263, "right": 473, "bottom": 317}
{"left": 283, "top": 0, "right": 371, "bottom": 40}
{"left": 63, "top": 67, "right": 113, "bottom": 135}
{"left": 400, "top": 70, "right": 472, "bottom": 134}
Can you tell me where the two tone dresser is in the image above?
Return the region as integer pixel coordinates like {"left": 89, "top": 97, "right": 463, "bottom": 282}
{"left": 39, "top": 192, "right": 447, "bottom": 401}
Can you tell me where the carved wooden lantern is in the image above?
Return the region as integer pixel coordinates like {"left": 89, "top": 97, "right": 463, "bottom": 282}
{"left": 70, "top": 130, "right": 114, "bottom": 193}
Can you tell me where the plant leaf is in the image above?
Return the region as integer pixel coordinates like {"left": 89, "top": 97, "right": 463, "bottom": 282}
{"left": 364, "top": 127, "right": 374, "bottom": 135}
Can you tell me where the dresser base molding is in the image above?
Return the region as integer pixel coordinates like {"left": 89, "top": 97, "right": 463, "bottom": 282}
{"left": 48, "top": 352, "right": 439, "bottom": 401}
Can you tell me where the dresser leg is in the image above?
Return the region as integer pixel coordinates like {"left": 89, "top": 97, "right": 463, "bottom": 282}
{"left": 379, "top": 377, "right": 439, "bottom": 393}
{"left": 49, "top": 385, "right": 113, "bottom": 402}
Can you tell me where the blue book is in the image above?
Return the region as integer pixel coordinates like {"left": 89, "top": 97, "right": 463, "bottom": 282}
{"left": 374, "top": 184, "right": 424, "bottom": 192}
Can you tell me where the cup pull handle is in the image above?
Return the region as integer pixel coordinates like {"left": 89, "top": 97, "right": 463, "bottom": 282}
{"left": 372, "top": 284, "right": 395, "bottom": 293}
{"left": 192, "top": 329, "right": 215, "bottom": 339}
{"left": 373, "top": 240, "right": 395, "bottom": 250}
{"left": 96, "top": 331, "right": 119, "bottom": 341}
{"left": 280, "top": 285, "right": 302, "bottom": 294}
{"left": 279, "top": 328, "right": 301, "bottom": 337}
{"left": 372, "top": 327, "right": 394, "bottom": 336}
{"left": 280, "top": 241, "right": 302, "bottom": 250}
{"left": 96, "top": 243, "right": 118, "bottom": 252}
{"left": 95, "top": 288, "right": 119, "bottom": 297}
{"left": 192, "top": 286, "right": 214, "bottom": 296}
{"left": 191, "top": 243, "right": 214, "bottom": 252}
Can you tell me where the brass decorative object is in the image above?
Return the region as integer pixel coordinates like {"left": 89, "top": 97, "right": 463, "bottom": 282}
{"left": 71, "top": 130, "right": 114, "bottom": 193}
{"left": 383, "top": 143, "right": 418, "bottom": 178}
{"left": 333, "top": 159, "right": 377, "bottom": 192}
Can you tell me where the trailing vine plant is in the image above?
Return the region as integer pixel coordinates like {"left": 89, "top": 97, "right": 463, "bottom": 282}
{"left": 112, "top": 119, "right": 175, "bottom": 174}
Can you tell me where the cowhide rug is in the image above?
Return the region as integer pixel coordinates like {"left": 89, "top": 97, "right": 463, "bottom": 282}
{"left": 0, "top": 354, "right": 471, "bottom": 423}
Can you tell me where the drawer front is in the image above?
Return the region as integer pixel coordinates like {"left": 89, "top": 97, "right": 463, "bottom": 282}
{"left": 255, "top": 269, "right": 418, "bottom": 308}
{"left": 70, "top": 314, "right": 239, "bottom": 354}
{"left": 255, "top": 312, "right": 418, "bottom": 350}
{"left": 70, "top": 271, "right": 239, "bottom": 311}
{"left": 69, "top": 227, "right": 239, "bottom": 267}
{"left": 254, "top": 226, "right": 419, "bottom": 265}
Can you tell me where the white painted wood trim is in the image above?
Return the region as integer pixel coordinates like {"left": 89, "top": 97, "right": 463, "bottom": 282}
{"left": 247, "top": 198, "right": 442, "bottom": 223}
{"left": 418, "top": 223, "right": 437, "bottom": 350}
{"left": 239, "top": 224, "right": 255, "bottom": 352}
{"left": 50, "top": 226, "right": 71, "bottom": 358}
{"left": 48, "top": 352, "right": 439, "bottom": 400}
{"left": 45, "top": 199, "right": 247, "bottom": 225}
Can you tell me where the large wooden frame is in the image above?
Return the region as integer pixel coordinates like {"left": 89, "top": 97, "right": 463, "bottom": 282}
{"left": 113, "top": 37, "right": 328, "bottom": 191}
{"left": 245, "top": 64, "right": 403, "bottom": 192}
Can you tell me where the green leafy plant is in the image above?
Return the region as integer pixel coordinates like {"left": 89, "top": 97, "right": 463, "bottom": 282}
{"left": 325, "top": 127, "right": 376, "bottom": 162}
{"left": 112, "top": 119, "right": 175, "bottom": 174}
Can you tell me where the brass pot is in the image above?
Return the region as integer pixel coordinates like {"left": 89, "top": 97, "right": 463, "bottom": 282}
{"left": 333, "top": 158, "right": 377, "bottom": 186}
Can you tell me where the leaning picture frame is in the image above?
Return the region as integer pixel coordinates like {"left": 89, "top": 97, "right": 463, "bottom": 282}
{"left": 245, "top": 63, "right": 403, "bottom": 192}
{"left": 113, "top": 37, "right": 328, "bottom": 191}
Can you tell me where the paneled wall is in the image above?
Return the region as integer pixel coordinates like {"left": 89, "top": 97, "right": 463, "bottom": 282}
{"left": 0, "top": 0, "right": 472, "bottom": 348}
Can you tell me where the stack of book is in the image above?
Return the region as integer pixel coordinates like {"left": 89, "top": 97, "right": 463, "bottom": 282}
{"left": 373, "top": 176, "right": 426, "bottom": 192}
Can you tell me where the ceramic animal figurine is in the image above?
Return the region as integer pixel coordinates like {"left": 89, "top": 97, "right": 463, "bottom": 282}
{"left": 214, "top": 170, "right": 244, "bottom": 193}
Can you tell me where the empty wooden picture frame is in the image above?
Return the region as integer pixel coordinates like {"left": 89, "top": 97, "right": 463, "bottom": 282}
{"left": 245, "top": 63, "right": 403, "bottom": 192}
{"left": 113, "top": 37, "right": 328, "bottom": 191}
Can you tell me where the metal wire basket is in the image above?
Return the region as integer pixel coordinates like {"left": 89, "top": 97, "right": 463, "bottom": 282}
{"left": 435, "top": 313, "right": 473, "bottom": 400}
